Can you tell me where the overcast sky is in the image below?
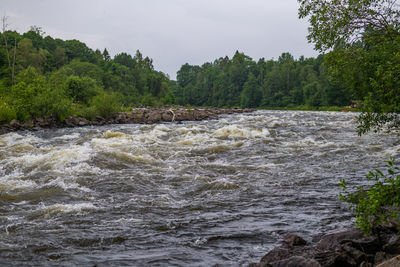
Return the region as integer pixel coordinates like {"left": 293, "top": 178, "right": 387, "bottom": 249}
{"left": 1, "top": 0, "right": 317, "bottom": 79}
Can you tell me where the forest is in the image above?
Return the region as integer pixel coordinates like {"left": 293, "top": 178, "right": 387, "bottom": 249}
{"left": 0, "top": 25, "right": 353, "bottom": 125}
{"left": 0, "top": 25, "right": 174, "bottom": 124}
{"left": 174, "top": 52, "right": 350, "bottom": 108}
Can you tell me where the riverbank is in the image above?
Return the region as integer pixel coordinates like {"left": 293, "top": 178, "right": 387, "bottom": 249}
{"left": 0, "top": 106, "right": 255, "bottom": 135}
{"left": 250, "top": 226, "right": 400, "bottom": 267}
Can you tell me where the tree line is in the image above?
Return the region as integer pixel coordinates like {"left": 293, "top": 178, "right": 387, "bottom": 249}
{"left": 173, "top": 51, "right": 350, "bottom": 108}
{"left": 0, "top": 23, "right": 174, "bottom": 124}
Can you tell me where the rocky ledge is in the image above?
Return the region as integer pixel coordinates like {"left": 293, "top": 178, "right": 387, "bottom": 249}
{"left": 0, "top": 107, "right": 255, "bottom": 135}
{"left": 250, "top": 226, "right": 400, "bottom": 267}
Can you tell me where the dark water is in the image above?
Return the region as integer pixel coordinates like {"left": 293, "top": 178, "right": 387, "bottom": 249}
{"left": 0, "top": 110, "right": 399, "bottom": 266}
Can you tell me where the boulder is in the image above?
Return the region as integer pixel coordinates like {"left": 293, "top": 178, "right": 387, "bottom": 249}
{"left": 377, "top": 255, "right": 400, "bottom": 267}
{"left": 282, "top": 233, "right": 307, "bottom": 247}
{"left": 383, "top": 234, "right": 400, "bottom": 254}
{"left": 9, "top": 119, "right": 21, "bottom": 129}
{"left": 145, "top": 111, "right": 162, "bottom": 123}
{"left": 259, "top": 247, "right": 292, "bottom": 265}
{"left": 315, "top": 228, "right": 364, "bottom": 251}
{"left": 268, "top": 256, "right": 321, "bottom": 267}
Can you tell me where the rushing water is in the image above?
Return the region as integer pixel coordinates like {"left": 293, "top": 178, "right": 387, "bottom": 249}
{"left": 0, "top": 110, "right": 399, "bottom": 266}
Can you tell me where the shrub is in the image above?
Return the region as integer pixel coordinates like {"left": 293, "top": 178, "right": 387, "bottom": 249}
{"left": 141, "top": 93, "right": 157, "bottom": 107}
{"left": 65, "top": 75, "right": 101, "bottom": 104}
{"left": 10, "top": 67, "right": 73, "bottom": 122}
{"left": 89, "top": 92, "right": 121, "bottom": 118}
{"left": 0, "top": 98, "right": 17, "bottom": 124}
{"left": 339, "top": 158, "right": 400, "bottom": 235}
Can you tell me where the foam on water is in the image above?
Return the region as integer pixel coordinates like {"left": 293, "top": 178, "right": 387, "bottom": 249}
{"left": 213, "top": 125, "right": 269, "bottom": 139}
{"left": 0, "top": 110, "right": 399, "bottom": 266}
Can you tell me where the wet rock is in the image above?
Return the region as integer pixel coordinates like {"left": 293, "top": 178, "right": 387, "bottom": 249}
{"left": 64, "top": 115, "right": 81, "bottom": 127}
{"left": 259, "top": 247, "right": 292, "bottom": 264}
{"left": 161, "top": 110, "right": 173, "bottom": 121}
{"left": 115, "top": 113, "right": 127, "bottom": 123}
{"left": 78, "top": 119, "right": 86, "bottom": 126}
{"left": 375, "top": 251, "right": 395, "bottom": 265}
{"left": 22, "top": 119, "right": 34, "bottom": 129}
{"left": 383, "top": 234, "right": 400, "bottom": 254}
{"left": 341, "top": 242, "right": 368, "bottom": 265}
{"left": 359, "top": 261, "right": 373, "bottom": 267}
{"left": 0, "top": 107, "right": 255, "bottom": 134}
{"left": 256, "top": 227, "right": 400, "bottom": 267}
{"left": 268, "top": 256, "right": 321, "bottom": 267}
{"left": 342, "top": 236, "right": 382, "bottom": 255}
{"left": 316, "top": 228, "right": 364, "bottom": 251}
{"left": 377, "top": 255, "right": 400, "bottom": 267}
{"left": 282, "top": 233, "right": 307, "bottom": 247}
{"left": 145, "top": 110, "right": 162, "bottom": 123}
{"left": 10, "top": 119, "right": 21, "bottom": 129}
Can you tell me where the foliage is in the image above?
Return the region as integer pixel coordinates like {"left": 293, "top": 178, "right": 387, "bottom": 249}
{"left": 299, "top": 0, "right": 400, "bottom": 234}
{"left": 0, "top": 27, "right": 171, "bottom": 124}
{"left": 298, "top": 0, "right": 400, "bottom": 52}
{"left": 298, "top": 0, "right": 400, "bottom": 134}
{"left": 339, "top": 158, "right": 400, "bottom": 235}
{"left": 0, "top": 98, "right": 16, "bottom": 123}
{"left": 141, "top": 93, "right": 157, "bottom": 107}
{"left": 10, "top": 67, "right": 72, "bottom": 121}
{"left": 174, "top": 51, "right": 350, "bottom": 108}
{"left": 65, "top": 75, "right": 101, "bottom": 104}
{"left": 87, "top": 92, "right": 122, "bottom": 119}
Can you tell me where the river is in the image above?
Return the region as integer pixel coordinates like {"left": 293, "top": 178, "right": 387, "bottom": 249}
{"left": 0, "top": 110, "right": 399, "bottom": 266}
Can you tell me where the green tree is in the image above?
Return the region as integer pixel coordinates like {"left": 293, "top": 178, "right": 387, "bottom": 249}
{"left": 10, "top": 67, "right": 72, "bottom": 121}
{"left": 240, "top": 72, "right": 262, "bottom": 108}
{"left": 298, "top": 0, "right": 400, "bottom": 133}
{"left": 65, "top": 75, "right": 101, "bottom": 104}
{"left": 299, "top": 0, "right": 400, "bottom": 234}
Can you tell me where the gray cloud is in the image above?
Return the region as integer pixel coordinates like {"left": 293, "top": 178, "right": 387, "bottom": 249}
{"left": 1, "top": 0, "right": 317, "bottom": 79}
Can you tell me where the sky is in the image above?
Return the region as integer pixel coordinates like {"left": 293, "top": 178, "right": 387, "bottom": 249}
{"left": 1, "top": 0, "right": 318, "bottom": 79}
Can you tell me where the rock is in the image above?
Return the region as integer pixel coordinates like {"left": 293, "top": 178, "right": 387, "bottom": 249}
{"left": 269, "top": 256, "right": 321, "bottom": 267}
{"left": 359, "top": 261, "right": 373, "bottom": 267}
{"left": 282, "top": 233, "right": 307, "bottom": 247}
{"left": 259, "top": 247, "right": 292, "bottom": 265}
{"left": 115, "top": 113, "right": 127, "bottom": 123}
{"left": 383, "top": 234, "right": 400, "bottom": 254}
{"left": 0, "top": 107, "right": 255, "bottom": 135}
{"left": 375, "top": 251, "right": 395, "bottom": 265}
{"left": 65, "top": 115, "right": 80, "bottom": 127}
{"left": 22, "top": 119, "right": 34, "bottom": 129}
{"left": 377, "top": 255, "right": 400, "bottom": 267}
{"left": 341, "top": 242, "right": 368, "bottom": 265}
{"left": 316, "top": 228, "right": 364, "bottom": 251}
{"left": 10, "top": 119, "right": 21, "bottom": 129}
{"left": 145, "top": 111, "right": 162, "bottom": 123}
{"left": 342, "top": 236, "right": 382, "bottom": 255}
{"left": 161, "top": 111, "right": 173, "bottom": 121}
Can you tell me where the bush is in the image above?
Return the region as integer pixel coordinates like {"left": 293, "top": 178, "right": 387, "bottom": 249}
{"left": 339, "top": 158, "right": 400, "bottom": 235}
{"left": 141, "top": 93, "right": 157, "bottom": 107}
{"left": 88, "top": 92, "right": 121, "bottom": 118}
{"left": 0, "top": 98, "right": 17, "bottom": 124}
{"left": 33, "top": 87, "right": 73, "bottom": 121}
{"left": 65, "top": 75, "right": 101, "bottom": 104}
{"left": 10, "top": 67, "right": 73, "bottom": 122}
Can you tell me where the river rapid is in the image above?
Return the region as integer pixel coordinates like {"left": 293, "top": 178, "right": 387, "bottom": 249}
{"left": 0, "top": 110, "right": 399, "bottom": 266}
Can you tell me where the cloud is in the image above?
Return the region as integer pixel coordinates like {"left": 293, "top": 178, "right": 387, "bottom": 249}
{"left": 0, "top": 0, "right": 317, "bottom": 79}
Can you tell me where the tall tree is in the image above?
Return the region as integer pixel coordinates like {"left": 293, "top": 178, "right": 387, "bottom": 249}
{"left": 1, "top": 16, "right": 17, "bottom": 85}
{"left": 298, "top": 0, "right": 400, "bottom": 133}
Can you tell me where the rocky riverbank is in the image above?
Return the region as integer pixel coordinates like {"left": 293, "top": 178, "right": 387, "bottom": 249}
{"left": 0, "top": 107, "right": 255, "bottom": 135}
{"left": 250, "top": 226, "right": 400, "bottom": 267}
